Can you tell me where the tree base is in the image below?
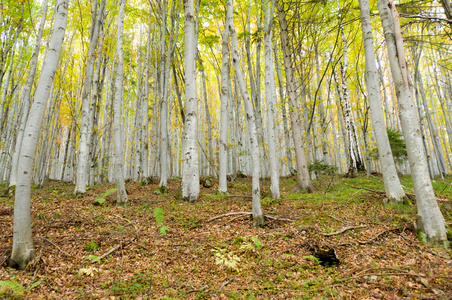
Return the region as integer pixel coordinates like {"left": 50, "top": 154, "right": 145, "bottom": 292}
{"left": 416, "top": 215, "right": 449, "bottom": 249}
{"left": 253, "top": 215, "right": 265, "bottom": 227}
{"left": 9, "top": 247, "right": 36, "bottom": 270}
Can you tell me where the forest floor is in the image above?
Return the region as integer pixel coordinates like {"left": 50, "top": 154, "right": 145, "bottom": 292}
{"left": 1, "top": 173, "right": 452, "bottom": 299}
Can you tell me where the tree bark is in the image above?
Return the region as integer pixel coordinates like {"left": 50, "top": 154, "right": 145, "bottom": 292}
{"left": 219, "top": 12, "right": 230, "bottom": 193}
{"left": 264, "top": 0, "right": 280, "bottom": 199}
{"left": 10, "top": 0, "right": 68, "bottom": 270}
{"left": 182, "top": 0, "right": 200, "bottom": 202}
{"left": 113, "top": 0, "right": 128, "bottom": 206}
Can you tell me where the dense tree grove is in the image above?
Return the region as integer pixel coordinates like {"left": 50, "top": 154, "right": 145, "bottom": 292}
{"left": 1, "top": 0, "right": 451, "bottom": 267}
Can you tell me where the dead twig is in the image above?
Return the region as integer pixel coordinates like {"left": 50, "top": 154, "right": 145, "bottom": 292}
{"left": 358, "top": 230, "right": 389, "bottom": 244}
{"left": 206, "top": 212, "right": 251, "bottom": 222}
{"left": 113, "top": 214, "right": 139, "bottom": 232}
{"left": 321, "top": 225, "right": 366, "bottom": 236}
{"left": 221, "top": 215, "right": 249, "bottom": 226}
{"left": 37, "top": 237, "right": 72, "bottom": 257}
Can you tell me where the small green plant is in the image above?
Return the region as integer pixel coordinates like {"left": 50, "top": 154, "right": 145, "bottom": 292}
{"left": 153, "top": 207, "right": 170, "bottom": 235}
{"left": 250, "top": 237, "right": 262, "bottom": 250}
{"left": 84, "top": 241, "right": 100, "bottom": 252}
{"left": 308, "top": 160, "right": 338, "bottom": 176}
{"left": 303, "top": 255, "right": 320, "bottom": 264}
{"left": 0, "top": 280, "right": 25, "bottom": 297}
{"left": 96, "top": 188, "right": 117, "bottom": 205}
{"left": 84, "top": 255, "right": 101, "bottom": 263}
{"left": 211, "top": 248, "right": 241, "bottom": 271}
{"left": 153, "top": 186, "right": 167, "bottom": 195}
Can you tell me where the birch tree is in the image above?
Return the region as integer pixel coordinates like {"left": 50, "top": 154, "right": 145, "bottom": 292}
{"left": 10, "top": 0, "right": 68, "bottom": 269}
{"left": 9, "top": 0, "right": 49, "bottom": 190}
{"left": 264, "top": 0, "right": 280, "bottom": 199}
{"left": 377, "top": 0, "right": 448, "bottom": 247}
{"left": 181, "top": 0, "right": 199, "bottom": 202}
{"left": 113, "top": 0, "right": 128, "bottom": 206}
{"left": 228, "top": 0, "right": 264, "bottom": 226}
{"left": 218, "top": 14, "right": 230, "bottom": 193}
{"left": 358, "top": 0, "right": 406, "bottom": 203}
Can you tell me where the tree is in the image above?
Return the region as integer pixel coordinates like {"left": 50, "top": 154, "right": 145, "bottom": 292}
{"left": 218, "top": 5, "right": 231, "bottom": 194}
{"left": 276, "top": 0, "right": 314, "bottom": 193}
{"left": 358, "top": 0, "right": 406, "bottom": 203}
{"left": 228, "top": 0, "right": 264, "bottom": 226}
{"left": 377, "top": 0, "right": 448, "bottom": 247}
{"left": 113, "top": 0, "right": 128, "bottom": 206}
{"left": 10, "top": 0, "right": 69, "bottom": 269}
{"left": 264, "top": 0, "right": 280, "bottom": 199}
{"left": 181, "top": 0, "right": 200, "bottom": 202}
{"left": 9, "top": 0, "right": 49, "bottom": 190}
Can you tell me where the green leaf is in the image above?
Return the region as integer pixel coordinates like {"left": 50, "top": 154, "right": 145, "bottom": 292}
{"left": 0, "top": 280, "right": 25, "bottom": 296}
{"left": 84, "top": 255, "right": 101, "bottom": 262}
{"left": 159, "top": 226, "right": 170, "bottom": 235}
{"left": 96, "top": 198, "right": 106, "bottom": 204}
{"left": 251, "top": 237, "right": 262, "bottom": 250}
{"left": 153, "top": 207, "right": 165, "bottom": 226}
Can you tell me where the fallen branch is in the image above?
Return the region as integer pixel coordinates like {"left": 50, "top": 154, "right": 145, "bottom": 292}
{"left": 344, "top": 183, "right": 385, "bottom": 194}
{"left": 264, "top": 215, "right": 296, "bottom": 222}
{"left": 225, "top": 194, "right": 253, "bottom": 199}
{"left": 206, "top": 212, "right": 250, "bottom": 222}
{"left": 321, "top": 225, "right": 366, "bottom": 236}
{"left": 94, "top": 244, "right": 122, "bottom": 263}
{"left": 207, "top": 212, "right": 296, "bottom": 223}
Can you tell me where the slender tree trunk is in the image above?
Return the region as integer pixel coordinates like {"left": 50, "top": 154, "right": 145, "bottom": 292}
{"left": 114, "top": 0, "right": 128, "bottom": 206}
{"left": 337, "top": 0, "right": 365, "bottom": 176}
{"left": 378, "top": 0, "right": 448, "bottom": 247}
{"left": 9, "top": 0, "right": 49, "bottom": 189}
{"left": 276, "top": 0, "right": 314, "bottom": 192}
{"left": 182, "top": 0, "right": 199, "bottom": 202}
{"left": 10, "top": 0, "right": 68, "bottom": 270}
{"left": 218, "top": 15, "right": 230, "bottom": 193}
{"left": 264, "top": 0, "right": 280, "bottom": 198}
{"left": 228, "top": 0, "right": 264, "bottom": 226}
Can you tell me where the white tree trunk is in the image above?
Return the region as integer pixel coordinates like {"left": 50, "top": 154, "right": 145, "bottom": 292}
{"left": 114, "top": 0, "right": 128, "bottom": 206}
{"left": 9, "top": 0, "right": 49, "bottom": 189}
{"left": 182, "top": 0, "right": 199, "bottom": 202}
{"left": 264, "top": 0, "right": 280, "bottom": 199}
{"left": 378, "top": 0, "right": 448, "bottom": 246}
{"left": 10, "top": 0, "right": 68, "bottom": 269}
{"left": 228, "top": 0, "right": 264, "bottom": 226}
{"left": 359, "top": 0, "right": 406, "bottom": 203}
{"left": 218, "top": 15, "right": 230, "bottom": 193}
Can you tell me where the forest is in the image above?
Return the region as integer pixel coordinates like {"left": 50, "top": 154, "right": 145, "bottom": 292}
{"left": 0, "top": 0, "right": 452, "bottom": 298}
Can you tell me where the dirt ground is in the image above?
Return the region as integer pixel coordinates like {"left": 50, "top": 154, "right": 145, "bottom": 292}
{"left": 1, "top": 174, "right": 451, "bottom": 299}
